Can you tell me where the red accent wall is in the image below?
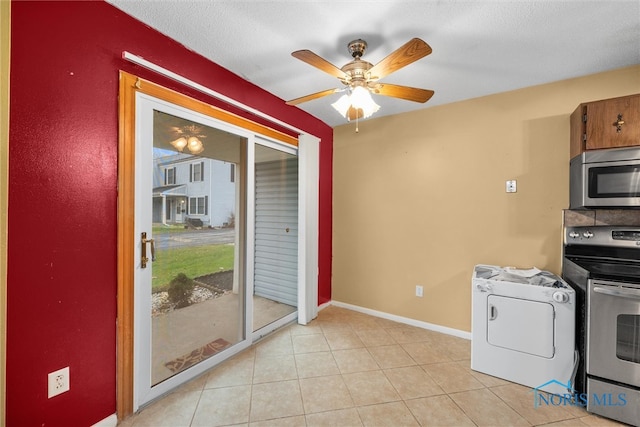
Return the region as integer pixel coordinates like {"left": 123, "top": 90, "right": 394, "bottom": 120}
{"left": 7, "top": 1, "right": 332, "bottom": 425}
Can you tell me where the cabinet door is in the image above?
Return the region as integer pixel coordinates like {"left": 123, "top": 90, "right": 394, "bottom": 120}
{"left": 570, "top": 104, "right": 586, "bottom": 159}
{"left": 586, "top": 94, "right": 640, "bottom": 150}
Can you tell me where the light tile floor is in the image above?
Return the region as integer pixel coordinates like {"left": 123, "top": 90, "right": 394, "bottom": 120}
{"left": 118, "top": 306, "right": 626, "bottom": 427}
{"left": 153, "top": 295, "right": 296, "bottom": 384}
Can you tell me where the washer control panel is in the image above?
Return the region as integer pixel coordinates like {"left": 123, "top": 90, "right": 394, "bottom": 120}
{"left": 552, "top": 291, "right": 569, "bottom": 303}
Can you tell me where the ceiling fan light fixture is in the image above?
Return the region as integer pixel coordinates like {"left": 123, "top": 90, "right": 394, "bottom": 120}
{"left": 351, "top": 86, "right": 380, "bottom": 119}
{"left": 187, "top": 136, "right": 204, "bottom": 154}
{"left": 331, "top": 94, "right": 352, "bottom": 118}
{"left": 170, "top": 136, "right": 188, "bottom": 152}
{"left": 169, "top": 128, "right": 205, "bottom": 154}
{"left": 331, "top": 86, "right": 380, "bottom": 121}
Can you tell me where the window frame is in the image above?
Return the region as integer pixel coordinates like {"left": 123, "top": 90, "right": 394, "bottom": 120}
{"left": 188, "top": 195, "right": 207, "bottom": 215}
{"left": 165, "top": 166, "right": 176, "bottom": 185}
{"left": 190, "top": 161, "right": 204, "bottom": 182}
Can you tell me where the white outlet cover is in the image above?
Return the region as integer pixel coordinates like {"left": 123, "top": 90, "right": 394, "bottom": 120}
{"left": 48, "top": 366, "right": 70, "bottom": 398}
{"left": 506, "top": 180, "right": 517, "bottom": 193}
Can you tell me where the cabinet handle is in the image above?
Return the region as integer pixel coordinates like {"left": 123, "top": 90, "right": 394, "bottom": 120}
{"left": 613, "top": 114, "right": 625, "bottom": 133}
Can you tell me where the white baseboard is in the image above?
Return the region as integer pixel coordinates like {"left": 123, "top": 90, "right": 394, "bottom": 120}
{"left": 317, "top": 300, "right": 332, "bottom": 312}
{"left": 92, "top": 413, "right": 117, "bottom": 427}
{"left": 330, "top": 300, "right": 471, "bottom": 340}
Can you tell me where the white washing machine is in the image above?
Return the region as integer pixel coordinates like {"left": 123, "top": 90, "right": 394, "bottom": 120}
{"left": 471, "top": 264, "right": 576, "bottom": 395}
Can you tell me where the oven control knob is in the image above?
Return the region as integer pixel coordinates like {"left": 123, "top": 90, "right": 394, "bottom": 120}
{"left": 569, "top": 232, "right": 580, "bottom": 238}
{"left": 552, "top": 291, "right": 569, "bottom": 303}
{"left": 582, "top": 231, "right": 594, "bottom": 238}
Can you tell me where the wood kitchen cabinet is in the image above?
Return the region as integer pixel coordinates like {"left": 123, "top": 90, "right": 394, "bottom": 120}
{"left": 570, "top": 93, "right": 640, "bottom": 159}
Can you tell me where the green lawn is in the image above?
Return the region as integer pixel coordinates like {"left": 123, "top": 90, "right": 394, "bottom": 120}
{"left": 152, "top": 244, "right": 234, "bottom": 291}
{"left": 152, "top": 224, "right": 191, "bottom": 235}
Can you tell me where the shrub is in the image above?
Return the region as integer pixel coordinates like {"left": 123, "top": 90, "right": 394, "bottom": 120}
{"left": 167, "top": 273, "right": 195, "bottom": 309}
{"left": 226, "top": 213, "right": 235, "bottom": 228}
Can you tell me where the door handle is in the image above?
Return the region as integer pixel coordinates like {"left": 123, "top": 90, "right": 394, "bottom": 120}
{"left": 141, "top": 232, "right": 156, "bottom": 268}
{"left": 593, "top": 286, "right": 640, "bottom": 300}
{"left": 489, "top": 304, "right": 498, "bottom": 321}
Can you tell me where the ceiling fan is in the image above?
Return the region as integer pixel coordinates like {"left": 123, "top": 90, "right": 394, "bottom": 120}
{"left": 286, "top": 38, "right": 434, "bottom": 121}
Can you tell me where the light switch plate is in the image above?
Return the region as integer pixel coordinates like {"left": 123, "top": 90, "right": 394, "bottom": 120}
{"left": 506, "top": 180, "right": 517, "bottom": 193}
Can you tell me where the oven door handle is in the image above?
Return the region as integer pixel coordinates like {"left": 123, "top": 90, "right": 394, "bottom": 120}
{"left": 593, "top": 286, "right": 640, "bottom": 300}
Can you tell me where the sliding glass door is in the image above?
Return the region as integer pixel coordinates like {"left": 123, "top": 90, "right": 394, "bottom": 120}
{"left": 132, "top": 93, "right": 304, "bottom": 409}
{"left": 253, "top": 141, "right": 299, "bottom": 332}
{"left": 134, "top": 94, "right": 251, "bottom": 407}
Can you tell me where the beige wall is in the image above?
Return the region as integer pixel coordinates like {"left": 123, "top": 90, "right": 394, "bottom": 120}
{"left": 332, "top": 65, "right": 640, "bottom": 332}
{"left": 1, "top": 0, "right": 9, "bottom": 424}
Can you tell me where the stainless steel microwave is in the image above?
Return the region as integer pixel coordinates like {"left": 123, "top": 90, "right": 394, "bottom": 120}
{"left": 570, "top": 146, "right": 640, "bottom": 209}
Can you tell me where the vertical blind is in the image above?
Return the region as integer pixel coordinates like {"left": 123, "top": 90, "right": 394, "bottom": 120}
{"left": 254, "top": 158, "right": 298, "bottom": 307}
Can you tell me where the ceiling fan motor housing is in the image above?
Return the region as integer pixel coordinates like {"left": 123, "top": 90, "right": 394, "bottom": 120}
{"left": 347, "top": 39, "right": 367, "bottom": 58}
{"left": 341, "top": 60, "right": 374, "bottom": 86}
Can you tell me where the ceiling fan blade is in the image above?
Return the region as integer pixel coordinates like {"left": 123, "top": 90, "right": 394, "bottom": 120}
{"left": 286, "top": 88, "right": 339, "bottom": 106}
{"left": 367, "top": 38, "right": 432, "bottom": 81}
{"left": 371, "top": 83, "right": 434, "bottom": 103}
{"left": 292, "top": 50, "right": 348, "bottom": 80}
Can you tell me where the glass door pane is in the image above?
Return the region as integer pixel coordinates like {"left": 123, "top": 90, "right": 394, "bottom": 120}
{"left": 146, "top": 109, "right": 246, "bottom": 387}
{"left": 253, "top": 143, "right": 298, "bottom": 331}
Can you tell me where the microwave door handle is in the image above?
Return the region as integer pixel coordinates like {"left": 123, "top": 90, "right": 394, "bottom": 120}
{"left": 593, "top": 286, "right": 640, "bottom": 300}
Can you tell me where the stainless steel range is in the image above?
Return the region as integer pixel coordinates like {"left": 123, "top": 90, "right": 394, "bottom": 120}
{"left": 563, "top": 226, "right": 640, "bottom": 426}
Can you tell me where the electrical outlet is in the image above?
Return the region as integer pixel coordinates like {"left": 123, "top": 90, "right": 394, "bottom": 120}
{"left": 416, "top": 285, "right": 424, "bottom": 297}
{"left": 48, "top": 366, "right": 70, "bottom": 398}
{"left": 506, "top": 180, "right": 517, "bottom": 193}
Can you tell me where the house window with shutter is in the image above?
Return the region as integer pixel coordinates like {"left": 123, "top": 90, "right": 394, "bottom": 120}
{"left": 188, "top": 196, "right": 207, "bottom": 215}
{"left": 165, "top": 167, "right": 176, "bottom": 185}
{"left": 190, "top": 161, "right": 204, "bottom": 182}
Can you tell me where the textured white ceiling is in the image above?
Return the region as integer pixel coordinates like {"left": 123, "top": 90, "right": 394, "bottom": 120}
{"left": 107, "top": 0, "right": 640, "bottom": 127}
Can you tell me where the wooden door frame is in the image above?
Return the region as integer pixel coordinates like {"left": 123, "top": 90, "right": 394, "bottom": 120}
{"left": 116, "top": 72, "right": 297, "bottom": 419}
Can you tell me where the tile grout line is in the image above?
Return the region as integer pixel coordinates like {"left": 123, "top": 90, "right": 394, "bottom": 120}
{"left": 186, "top": 378, "right": 205, "bottom": 427}
{"left": 319, "top": 322, "right": 360, "bottom": 423}
{"left": 291, "top": 327, "right": 309, "bottom": 426}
